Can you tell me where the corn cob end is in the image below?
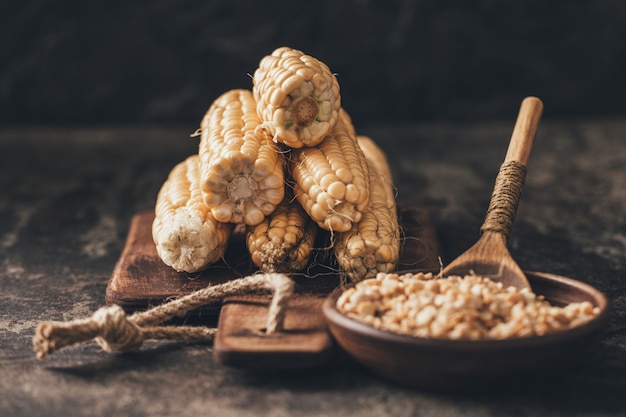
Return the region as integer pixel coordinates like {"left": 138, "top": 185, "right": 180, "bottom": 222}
{"left": 253, "top": 47, "right": 341, "bottom": 148}
{"left": 246, "top": 199, "right": 318, "bottom": 273}
{"left": 153, "top": 207, "right": 230, "bottom": 273}
{"left": 199, "top": 89, "right": 286, "bottom": 225}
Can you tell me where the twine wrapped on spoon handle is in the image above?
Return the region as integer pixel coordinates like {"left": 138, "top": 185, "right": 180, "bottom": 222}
{"left": 480, "top": 161, "right": 527, "bottom": 239}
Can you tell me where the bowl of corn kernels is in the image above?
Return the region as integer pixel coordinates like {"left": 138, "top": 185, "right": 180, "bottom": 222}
{"left": 322, "top": 270, "right": 609, "bottom": 390}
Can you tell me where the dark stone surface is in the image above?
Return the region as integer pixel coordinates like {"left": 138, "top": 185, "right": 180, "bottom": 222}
{"left": 2, "top": 1, "right": 626, "bottom": 127}
{"left": 1, "top": 123, "right": 625, "bottom": 416}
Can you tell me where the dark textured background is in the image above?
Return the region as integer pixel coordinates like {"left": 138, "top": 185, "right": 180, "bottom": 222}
{"left": 2, "top": 0, "right": 625, "bottom": 127}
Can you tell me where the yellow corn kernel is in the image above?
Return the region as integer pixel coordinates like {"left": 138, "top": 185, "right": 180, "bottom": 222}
{"left": 152, "top": 155, "right": 233, "bottom": 273}
{"left": 334, "top": 135, "right": 400, "bottom": 282}
{"left": 246, "top": 195, "right": 318, "bottom": 273}
{"left": 289, "top": 115, "right": 370, "bottom": 232}
{"left": 199, "top": 89, "right": 285, "bottom": 225}
{"left": 253, "top": 46, "right": 341, "bottom": 148}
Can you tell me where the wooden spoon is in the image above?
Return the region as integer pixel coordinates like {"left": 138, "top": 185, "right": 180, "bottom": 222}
{"left": 442, "top": 96, "right": 543, "bottom": 289}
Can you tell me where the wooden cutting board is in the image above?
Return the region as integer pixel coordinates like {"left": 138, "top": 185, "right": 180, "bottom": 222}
{"left": 106, "top": 207, "right": 442, "bottom": 369}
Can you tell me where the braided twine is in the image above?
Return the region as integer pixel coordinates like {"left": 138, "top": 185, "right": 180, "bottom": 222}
{"left": 33, "top": 273, "right": 294, "bottom": 360}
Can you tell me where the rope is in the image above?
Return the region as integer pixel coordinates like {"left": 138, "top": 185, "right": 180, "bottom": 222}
{"left": 33, "top": 273, "right": 294, "bottom": 360}
{"left": 480, "top": 161, "right": 527, "bottom": 238}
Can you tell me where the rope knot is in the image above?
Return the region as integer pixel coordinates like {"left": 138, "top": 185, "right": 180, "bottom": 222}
{"left": 33, "top": 273, "right": 295, "bottom": 359}
{"left": 93, "top": 305, "right": 144, "bottom": 352}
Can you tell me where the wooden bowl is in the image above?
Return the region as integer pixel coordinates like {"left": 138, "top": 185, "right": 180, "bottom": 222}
{"left": 322, "top": 271, "right": 609, "bottom": 390}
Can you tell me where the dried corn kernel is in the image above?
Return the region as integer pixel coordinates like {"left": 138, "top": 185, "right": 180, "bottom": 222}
{"left": 337, "top": 272, "right": 601, "bottom": 340}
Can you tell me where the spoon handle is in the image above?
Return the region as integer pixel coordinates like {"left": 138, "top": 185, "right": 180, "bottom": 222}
{"left": 504, "top": 96, "right": 544, "bottom": 165}
{"left": 480, "top": 97, "right": 543, "bottom": 238}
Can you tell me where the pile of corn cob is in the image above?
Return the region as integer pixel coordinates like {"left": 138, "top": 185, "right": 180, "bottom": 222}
{"left": 152, "top": 46, "right": 400, "bottom": 283}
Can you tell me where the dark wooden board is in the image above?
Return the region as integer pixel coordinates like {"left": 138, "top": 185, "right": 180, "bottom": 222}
{"left": 214, "top": 292, "right": 336, "bottom": 369}
{"left": 106, "top": 207, "right": 442, "bottom": 370}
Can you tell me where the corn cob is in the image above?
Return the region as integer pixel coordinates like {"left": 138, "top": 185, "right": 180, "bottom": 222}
{"left": 199, "top": 89, "right": 285, "bottom": 225}
{"left": 253, "top": 46, "right": 341, "bottom": 148}
{"left": 246, "top": 194, "right": 318, "bottom": 273}
{"left": 334, "top": 135, "right": 400, "bottom": 282}
{"left": 152, "top": 155, "right": 233, "bottom": 273}
{"left": 289, "top": 115, "right": 370, "bottom": 232}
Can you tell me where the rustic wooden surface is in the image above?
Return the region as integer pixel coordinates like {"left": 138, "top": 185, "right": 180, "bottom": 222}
{"left": 2, "top": 125, "right": 626, "bottom": 417}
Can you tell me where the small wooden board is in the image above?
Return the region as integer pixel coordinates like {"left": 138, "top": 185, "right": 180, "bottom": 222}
{"left": 214, "top": 288, "right": 337, "bottom": 370}
{"left": 106, "top": 207, "right": 442, "bottom": 370}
